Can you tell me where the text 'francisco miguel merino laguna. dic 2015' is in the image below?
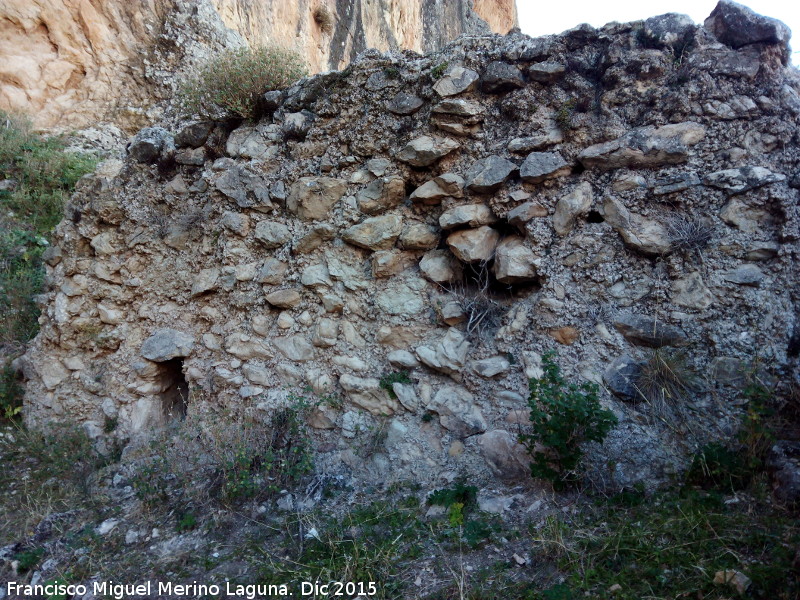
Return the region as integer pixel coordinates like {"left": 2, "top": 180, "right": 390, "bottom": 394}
{"left": 7, "top": 580, "right": 379, "bottom": 598}
{"left": 6, "top": 581, "right": 307, "bottom": 599}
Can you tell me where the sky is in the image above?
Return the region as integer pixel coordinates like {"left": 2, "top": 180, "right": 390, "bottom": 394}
{"left": 517, "top": 0, "right": 798, "bottom": 63}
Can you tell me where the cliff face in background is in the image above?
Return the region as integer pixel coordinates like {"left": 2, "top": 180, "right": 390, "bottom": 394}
{"left": 0, "top": 0, "right": 516, "bottom": 130}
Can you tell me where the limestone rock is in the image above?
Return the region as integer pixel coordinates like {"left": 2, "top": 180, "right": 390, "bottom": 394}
{"left": 339, "top": 374, "right": 399, "bottom": 416}
{"left": 432, "top": 98, "right": 485, "bottom": 117}
{"left": 387, "top": 92, "right": 424, "bottom": 115}
{"left": 465, "top": 156, "right": 518, "bottom": 193}
{"left": 433, "top": 66, "right": 480, "bottom": 96}
{"left": 356, "top": 175, "right": 406, "bottom": 214}
{"left": 254, "top": 221, "right": 291, "bottom": 248}
{"left": 397, "top": 136, "right": 460, "bottom": 166}
{"left": 703, "top": 166, "right": 785, "bottom": 194}
{"left": 527, "top": 61, "right": 566, "bottom": 83}
{"left": 429, "top": 386, "right": 486, "bottom": 438}
{"left": 393, "top": 383, "right": 419, "bottom": 411}
{"left": 472, "top": 356, "right": 511, "bottom": 377}
{"left": 342, "top": 215, "right": 403, "bottom": 251}
{"left": 481, "top": 61, "right": 525, "bottom": 93}
{"left": 287, "top": 177, "right": 347, "bottom": 221}
{"left": 508, "top": 129, "right": 563, "bottom": 152}
{"left": 141, "top": 329, "right": 195, "bottom": 362}
{"left": 447, "top": 226, "right": 500, "bottom": 262}
{"left": 225, "top": 333, "right": 272, "bottom": 360}
{"left": 273, "top": 336, "right": 314, "bottom": 361}
{"left": 410, "top": 179, "right": 452, "bottom": 204}
{"left": 578, "top": 122, "right": 705, "bottom": 170}
{"left": 553, "top": 182, "right": 593, "bottom": 236}
{"left": 294, "top": 224, "right": 336, "bottom": 254}
{"left": 766, "top": 441, "right": 800, "bottom": 506}
{"left": 300, "top": 264, "right": 332, "bottom": 288}
{"left": 604, "top": 355, "right": 643, "bottom": 402}
{"left": 604, "top": 197, "right": 671, "bottom": 256}
{"left": 520, "top": 151, "right": 570, "bottom": 183}
{"left": 375, "top": 277, "right": 427, "bottom": 315}
{"left": 256, "top": 260, "right": 288, "bottom": 285}
{"left": 399, "top": 222, "right": 439, "bottom": 250}
{"left": 387, "top": 350, "right": 419, "bottom": 369}
{"left": 671, "top": 272, "right": 714, "bottom": 309}
{"left": 439, "top": 204, "right": 497, "bottom": 230}
{"left": 282, "top": 110, "right": 314, "bottom": 140}
{"left": 493, "top": 236, "right": 538, "bottom": 283}
{"left": 175, "top": 122, "right": 213, "bottom": 148}
{"left": 613, "top": 313, "right": 688, "bottom": 348}
{"left": 312, "top": 318, "right": 339, "bottom": 347}
{"left": 478, "top": 429, "right": 531, "bottom": 479}
{"left": 508, "top": 201, "right": 548, "bottom": 229}
{"left": 705, "top": 0, "right": 791, "bottom": 51}
{"left": 723, "top": 264, "right": 764, "bottom": 286}
{"left": 220, "top": 211, "right": 251, "bottom": 237}
{"left": 129, "top": 127, "right": 173, "bottom": 163}
{"left": 419, "top": 250, "right": 463, "bottom": 283}
{"left": 416, "top": 328, "right": 471, "bottom": 377}
{"left": 265, "top": 289, "right": 302, "bottom": 308}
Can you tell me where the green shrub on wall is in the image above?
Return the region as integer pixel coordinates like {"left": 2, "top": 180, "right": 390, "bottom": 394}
{"left": 520, "top": 351, "right": 618, "bottom": 490}
{"left": 180, "top": 46, "right": 308, "bottom": 120}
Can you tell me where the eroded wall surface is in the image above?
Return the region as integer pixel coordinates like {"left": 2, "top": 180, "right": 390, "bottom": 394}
{"left": 19, "top": 2, "right": 800, "bottom": 490}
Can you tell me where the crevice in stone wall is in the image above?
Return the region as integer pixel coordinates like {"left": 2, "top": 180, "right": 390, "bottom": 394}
{"left": 159, "top": 358, "right": 188, "bottom": 421}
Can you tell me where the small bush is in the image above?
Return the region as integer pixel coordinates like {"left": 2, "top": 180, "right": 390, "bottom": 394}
{"left": 180, "top": 46, "right": 307, "bottom": 120}
{"left": 666, "top": 214, "right": 714, "bottom": 253}
{"left": 520, "top": 351, "right": 618, "bottom": 489}
{"left": 428, "top": 481, "right": 478, "bottom": 509}
{"left": 634, "top": 349, "right": 698, "bottom": 418}
{"left": 313, "top": 6, "right": 334, "bottom": 34}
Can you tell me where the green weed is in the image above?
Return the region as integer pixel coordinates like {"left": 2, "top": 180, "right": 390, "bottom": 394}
{"left": 379, "top": 370, "right": 411, "bottom": 399}
{"left": 520, "top": 351, "right": 617, "bottom": 489}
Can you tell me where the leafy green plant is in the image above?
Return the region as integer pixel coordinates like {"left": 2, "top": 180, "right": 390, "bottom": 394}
{"left": 520, "top": 351, "right": 617, "bottom": 489}
{"left": 1, "top": 363, "right": 23, "bottom": 421}
{"left": 180, "top": 46, "right": 307, "bottom": 119}
{"left": 428, "top": 481, "right": 478, "bottom": 509}
{"left": 379, "top": 370, "right": 411, "bottom": 399}
{"left": 13, "top": 547, "right": 44, "bottom": 572}
{"left": 176, "top": 510, "right": 198, "bottom": 533}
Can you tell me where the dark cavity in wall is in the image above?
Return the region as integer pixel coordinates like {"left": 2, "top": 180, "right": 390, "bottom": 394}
{"left": 159, "top": 358, "right": 188, "bottom": 420}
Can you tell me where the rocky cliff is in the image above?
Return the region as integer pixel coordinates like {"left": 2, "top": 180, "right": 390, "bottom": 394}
{"left": 0, "top": 0, "right": 516, "bottom": 130}
{"left": 18, "top": 1, "right": 800, "bottom": 492}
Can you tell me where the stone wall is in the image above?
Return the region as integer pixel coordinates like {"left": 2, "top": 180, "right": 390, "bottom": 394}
{"left": 19, "top": 1, "right": 800, "bottom": 491}
{"left": 0, "top": 0, "right": 515, "bottom": 130}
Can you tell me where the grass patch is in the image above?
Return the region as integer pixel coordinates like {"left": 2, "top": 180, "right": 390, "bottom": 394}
{"left": 0, "top": 111, "right": 97, "bottom": 420}
{"left": 549, "top": 489, "right": 799, "bottom": 599}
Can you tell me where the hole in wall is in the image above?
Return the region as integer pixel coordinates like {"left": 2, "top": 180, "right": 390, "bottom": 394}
{"left": 159, "top": 358, "right": 188, "bottom": 421}
{"left": 587, "top": 210, "right": 604, "bottom": 223}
